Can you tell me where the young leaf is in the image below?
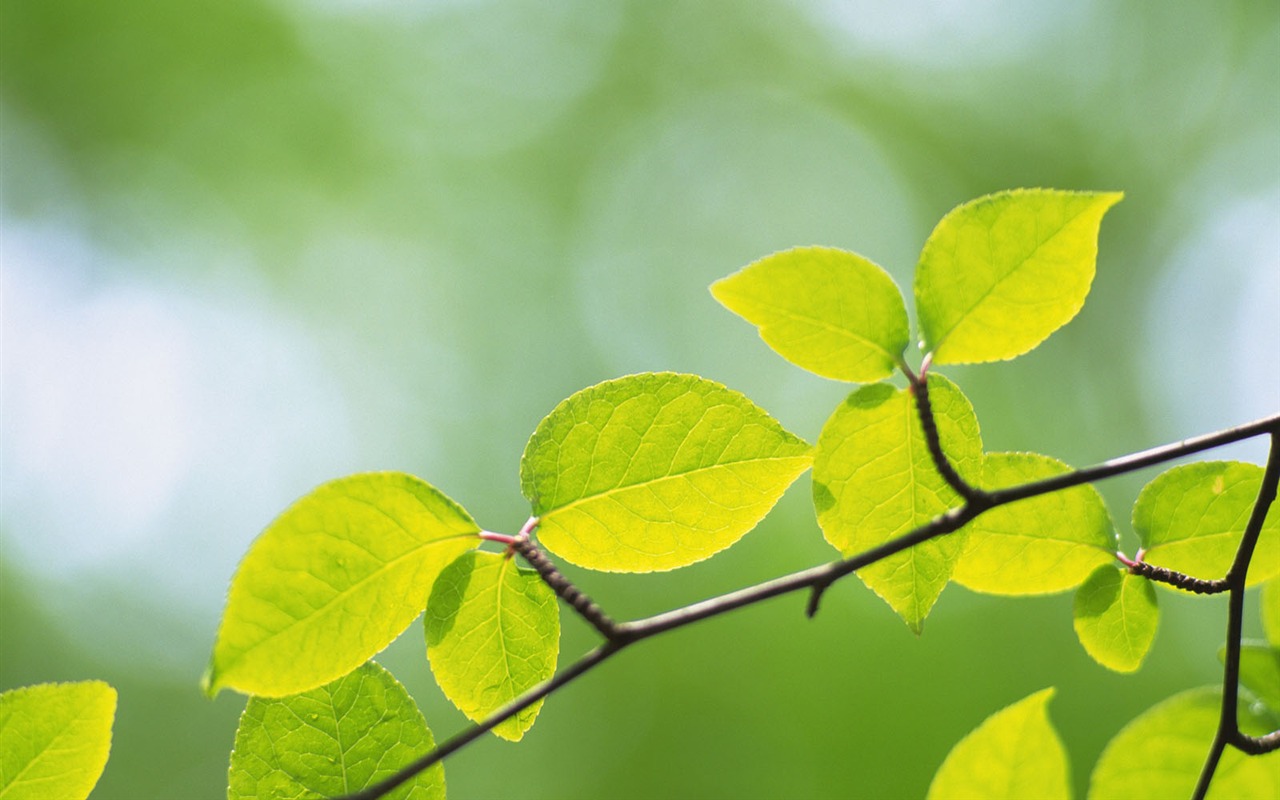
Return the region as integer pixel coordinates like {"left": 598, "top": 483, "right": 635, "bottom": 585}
{"left": 228, "top": 661, "right": 444, "bottom": 800}
{"left": 709, "top": 246, "right": 910, "bottom": 382}
{"left": 915, "top": 188, "right": 1123, "bottom": 365}
{"left": 1219, "top": 642, "right": 1280, "bottom": 710}
{"left": 205, "top": 472, "right": 479, "bottom": 698}
{"left": 953, "top": 452, "right": 1115, "bottom": 595}
{"left": 1072, "top": 565, "right": 1159, "bottom": 673}
{"left": 520, "top": 372, "right": 812, "bottom": 572}
{"left": 1089, "top": 687, "right": 1280, "bottom": 800}
{"left": 0, "top": 681, "right": 116, "bottom": 800}
{"left": 426, "top": 551, "right": 560, "bottom": 741}
{"left": 1264, "top": 578, "right": 1280, "bottom": 647}
{"left": 1132, "top": 461, "right": 1279, "bottom": 587}
{"left": 927, "top": 688, "right": 1071, "bottom": 800}
{"left": 812, "top": 374, "right": 982, "bottom": 631}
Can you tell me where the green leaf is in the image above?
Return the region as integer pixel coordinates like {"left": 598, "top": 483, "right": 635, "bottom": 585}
{"left": 915, "top": 188, "right": 1123, "bottom": 365}
{"left": 812, "top": 374, "right": 982, "bottom": 631}
{"left": 709, "top": 246, "right": 910, "bottom": 382}
{"left": 520, "top": 372, "right": 812, "bottom": 572}
{"left": 1264, "top": 578, "right": 1280, "bottom": 647}
{"left": 1072, "top": 565, "right": 1159, "bottom": 673}
{"left": 927, "top": 687, "right": 1071, "bottom": 800}
{"left": 1218, "top": 641, "right": 1280, "bottom": 710}
{"left": 1133, "top": 461, "right": 1280, "bottom": 587}
{"left": 228, "top": 661, "right": 444, "bottom": 800}
{"left": 0, "top": 682, "right": 116, "bottom": 800}
{"left": 1089, "top": 687, "right": 1280, "bottom": 800}
{"left": 205, "top": 473, "right": 479, "bottom": 698}
{"left": 425, "top": 551, "right": 559, "bottom": 741}
{"left": 953, "top": 452, "right": 1115, "bottom": 595}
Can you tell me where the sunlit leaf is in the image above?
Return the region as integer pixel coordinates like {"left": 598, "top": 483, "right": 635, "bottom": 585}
{"left": 205, "top": 473, "right": 479, "bottom": 698}
{"left": 812, "top": 374, "right": 982, "bottom": 631}
{"left": 954, "top": 452, "right": 1115, "bottom": 595}
{"left": 915, "top": 188, "right": 1123, "bottom": 364}
{"left": 710, "top": 246, "right": 910, "bottom": 382}
{"left": 1089, "top": 687, "right": 1280, "bottom": 800}
{"left": 0, "top": 682, "right": 116, "bottom": 800}
{"left": 1217, "top": 641, "right": 1280, "bottom": 711}
{"left": 1264, "top": 578, "right": 1280, "bottom": 647}
{"left": 927, "top": 687, "right": 1070, "bottom": 800}
{"left": 228, "top": 661, "right": 444, "bottom": 800}
{"left": 1072, "top": 565, "right": 1159, "bottom": 673}
{"left": 521, "top": 372, "right": 812, "bottom": 572}
{"left": 1133, "top": 462, "right": 1279, "bottom": 587}
{"left": 425, "top": 551, "right": 559, "bottom": 741}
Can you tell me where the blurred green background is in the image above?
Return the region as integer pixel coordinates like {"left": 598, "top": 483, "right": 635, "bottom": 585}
{"left": 2, "top": 1, "right": 1278, "bottom": 798}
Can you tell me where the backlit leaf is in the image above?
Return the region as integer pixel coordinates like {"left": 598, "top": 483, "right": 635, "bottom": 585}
{"left": 228, "top": 661, "right": 444, "bottom": 800}
{"left": 426, "top": 551, "right": 559, "bottom": 741}
{"left": 1264, "top": 578, "right": 1280, "bottom": 647}
{"left": 710, "top": 246, "right": 910, "bottom": 382}
{"left": 1072, "top": 565, "right": 1159, "bottom": 673}
{"left": 1133, "top": 462, "right": 1279, "bottom": 587}
{"left": 0, "top": 682, "right": 116, "bottom": 800}
{"left": 1089, "top": 687, "right": 1280, "bottom": 800}
{"left": 520, "top": 373, "right": 812, "bottom": 572}
{"left": 954, "top": 452, "right": 1115, "bottom": 595}
{"left": 927, "top": 688, "right": 1070, "bottom": 800}
{"left": 915, "top": 188, "right": 1123, "bottom": 364}
{"left": 1218, "top": 642, "right": 1280, "bottom": 710}
{"left": 812, "top": 374, "right": 982, "bottom": 631}
{"left": 206, "top": 473, "right": 479, "bottom": 698}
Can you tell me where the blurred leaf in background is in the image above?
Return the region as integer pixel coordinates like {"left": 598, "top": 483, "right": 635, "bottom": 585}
{"left": 2, "top": 0, "right": 1277, "bottom": 797}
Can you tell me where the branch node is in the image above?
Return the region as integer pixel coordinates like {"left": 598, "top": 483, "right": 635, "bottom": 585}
{"left": 806, "top": 582, "right": 830, "bottom": 619}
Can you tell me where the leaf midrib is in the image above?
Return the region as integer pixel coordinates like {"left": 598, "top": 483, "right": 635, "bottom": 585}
{"left": 728, "top": 292, "right": 900, "bottom": 363}
{"left": 539, "top": 452, "right": 811, "bottom": 518}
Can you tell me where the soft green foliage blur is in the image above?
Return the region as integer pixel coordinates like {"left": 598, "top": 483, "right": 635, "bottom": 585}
{"left": 955, "top": 453, "right": 1115, "bottom": 595}
{"left": 915, "top": 190, "right": 1123, "bottom": 364}
{"left": 1133, "top": 462, "right": 1280, "bottom": 586}
{"left": 813, "top": 375, "right": 982, "bottom": 631}
{"left": 926, "top": 688, "right": 1071, "bottom": 800}
{"left": 711, "top": 246, "right": 910, "bottom": 382}
{"left": 425, "top": 552, "right": 559, "bottom": 741}
{"left": 521, "top": 373, "right": 811, "bottom": 572}
{"left": 1232, "top": 644, "right": 1280, "bottom": 710}
{"left": 1089, "top": 688, "right": 1280, "bottom": 799}
{"left": 0, "top": 682, "right": 116, "bottom": 800}
{"left": 1073, "top": 566, "right": 1160, "bottom": 673}
{"left": 207, "top": 474, "right": 478, "bottom": 698}
{"left": 3, "top": 0, "right": 1278, "bottom": 798}
{"left": 228, "top": 662, "right": 443, "bottom": 800}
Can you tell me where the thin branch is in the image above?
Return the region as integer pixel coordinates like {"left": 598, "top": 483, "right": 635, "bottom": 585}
{"left": 1122, "top": 560, "right": 1229, "bottom": 594}
{"left": 910, "top": 374, "right": 988, "bottom": 505}
{"left": 509, "top": 528, "right": 619, "bottom": 641}
{"left": 1194, "top": 430, "right": 1280, "bottom": 800}
{"left": 335, "top": 413, "right": 1280, "bottom": 800}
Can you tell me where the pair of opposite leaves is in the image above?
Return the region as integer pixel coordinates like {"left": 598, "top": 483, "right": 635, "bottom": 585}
{"left": 207, "top": 186, "right": 1269, "bottom": 742}
{"left": 206, "top": 188, "right": 1135, "bottom": 733}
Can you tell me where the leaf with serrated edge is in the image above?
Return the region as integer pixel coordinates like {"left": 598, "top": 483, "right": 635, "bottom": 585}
{"left": 520, "top": 373, "right": 812, "bottom": 572}
{"left": 915, "top": 188, "right": 1123, "bottom": 365}
{"left": 206, "top": 472, "right": 479, "bottom": 697}
{"left": 1264, "top": 578, "right": 1280, "bottom": 647}
{"left": 0, "top": 682, "right": 116, "bottom": 800}
{"left": 426, "top": 551, "right": 559, "bottom": 741}
{"left": 1090, "top": 687, "right": 1280, "bottom": 800}
{"left": 1133, "top": 461, "right": 1279, "bottom": 587}
{"left": 710, "top": 246, "right": 910, "bottom": 382}
{"left": 954, "top": 452, "right": 1115, "bottom": 595}
{"left": 1073, "top": 565, "right": 1159, "bottom": 673}
{"left": 927, "top": 688, "right": 1070, "bottom": 800}
{"left": 228, "top": 661, "right": 444, "bottom": 800}
{"left": 813, "top": 374, "right": 982, "bottom": 631}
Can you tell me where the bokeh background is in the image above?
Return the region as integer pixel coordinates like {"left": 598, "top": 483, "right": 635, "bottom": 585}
{"left": 3, "top": 1, "right": 1278, "bottom": 798}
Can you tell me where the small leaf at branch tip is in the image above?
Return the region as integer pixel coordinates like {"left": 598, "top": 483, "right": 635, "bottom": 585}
{"left": 711, "top": 246, "right": 910, "bottom": 382}
{"left": 915, "top": 188, "right": 1123, "bottom": 365}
